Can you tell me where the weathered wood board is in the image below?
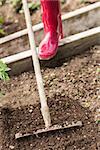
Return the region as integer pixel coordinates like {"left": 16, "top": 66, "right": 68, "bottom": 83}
{"left": 1, "top": 26, "right": 100, "bottom": 75}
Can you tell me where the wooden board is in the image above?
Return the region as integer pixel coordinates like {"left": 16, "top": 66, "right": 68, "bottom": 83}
{"left": 1, "top": 26, "right": 100, "bottom": 75}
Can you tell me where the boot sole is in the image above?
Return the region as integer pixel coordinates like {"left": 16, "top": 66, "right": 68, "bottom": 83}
{"left": 38, "top": 50, "right": 57, "bottom": 60}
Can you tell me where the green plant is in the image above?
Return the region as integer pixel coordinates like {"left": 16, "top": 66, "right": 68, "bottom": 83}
{"left": 96, "top": 68, "right": 100, "bottom": 73}
{"left": 28, "top": 2, "right": 40, "bottom": 11}
{"left": 0, "top": 60, "right": 10, "bottom": 81}
{"left": 0, "top": 91, "right": 5, "bottom": 98}
{"left": 80, "top": 0, "right": 90, "bottom": 3}
{"left": 10, "top": 0, "right": 22, "bottom": 12}
{"left": 10, "top": 0, "right": 21, "bottom": 7}
{"left": 10, "top": 0, "right": 40, "bottom": 13}
{"left": 0, "top": 0, "right": 6, "bottom": 6}
{"left": 0, "top": 29, "right": 6, "bottom": 35}
{"left": 0, "top": 16, "right": 4, "bottom": 25}
{"left": 0, "top": 16, "right": 6, "bottom": 37}
{"left": 96, "top": 120, "right": 100, "bottom": 124}
{"left": 61, "top": 0, "right": 66, "bottom": 4}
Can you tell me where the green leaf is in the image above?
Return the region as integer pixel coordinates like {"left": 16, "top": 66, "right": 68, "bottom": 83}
{"left": 10, "top": 0, "right": 21, "bottom": 6}
{"left": 96, "top": 68, "right": 100, "bottom": 73}
{"left": 10, "top": 0, "right": 22, "bottom": 12}
{"left": 28, "top": 2, "right": 40, "bottom": 11}
{"left": 0, "top": 29, "right": 6, "bottom": 36}
{"left": 0, "top": 16, "right": 4, "bottom": 25}
{"left": 0, "top": 60, "right": 9, "bottom": 71}
{"left": 0, "top": 0, "right": 6, "bottom": 6}
{"left": 0, "top": 91, "right": 5, "bottom": 98}
{"left": 80, "top": 0, "right": 86, "bottom": 3}
{"left": 96, "top": 120, "right": 100, "bottom": 124}
{"left": 0, "top": 60, "right": 10, "bottom": 81}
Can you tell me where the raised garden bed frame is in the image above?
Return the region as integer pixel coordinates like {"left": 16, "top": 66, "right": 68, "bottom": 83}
{"left": 0, "top": 2, "right": 100, "bottom": 75}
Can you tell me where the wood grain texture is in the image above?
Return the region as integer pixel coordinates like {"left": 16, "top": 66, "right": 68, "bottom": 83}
{"left": 1, "top": 27, "right": 100, "bottom": 75}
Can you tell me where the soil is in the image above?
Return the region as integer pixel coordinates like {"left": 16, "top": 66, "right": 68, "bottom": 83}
{"left": 0, "top": 45, "right": 100, "bottom": 149}
{"left": 0, "top": 98, "right": 99, "bottom": 150}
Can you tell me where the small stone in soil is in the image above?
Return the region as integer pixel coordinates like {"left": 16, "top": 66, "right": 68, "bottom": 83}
{"left": 57, "top": 137, "right": 60, "bottom": 140}
{"left": 17, "top": 126, "right": 19, "bottom": 129}
{"left": 9, "top": 145, "right": 15, "bottom": 149}
{"left": 30, "top": 144, "right": 33, "bottom": 147}
{"left": 29, "top": 109, "right": 33, "bottom": 113}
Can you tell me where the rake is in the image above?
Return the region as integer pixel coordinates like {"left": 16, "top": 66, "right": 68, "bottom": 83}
{"left": 15, "top": 0, "right": 82, "bottom": 139}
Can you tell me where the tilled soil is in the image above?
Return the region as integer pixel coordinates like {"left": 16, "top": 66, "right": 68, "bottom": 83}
{"left": 0, "top": 46, "right": 100, "bottom": 149}
{"left": 0, "top": 98, "right": 99, "bottom": 150}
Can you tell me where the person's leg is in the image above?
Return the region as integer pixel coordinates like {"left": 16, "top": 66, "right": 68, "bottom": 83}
{"left": 38, "top": 0, "right": 63, "bottom": 60}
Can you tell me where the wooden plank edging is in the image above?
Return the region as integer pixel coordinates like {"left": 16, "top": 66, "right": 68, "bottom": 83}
{"left": 1, "top": 26, "right": 100, "bottom": 75}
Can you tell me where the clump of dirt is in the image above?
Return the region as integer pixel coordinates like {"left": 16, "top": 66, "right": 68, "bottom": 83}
{"left": 0, "top": 46, "right": 100, "bottom": 149}
{"left": 0, "top": 97, "right": 99, "bottom": 150}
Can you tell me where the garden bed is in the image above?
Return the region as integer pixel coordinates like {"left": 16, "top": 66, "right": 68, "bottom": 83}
{"left": 0, "top": 45, "right": 100, "bottom": 150}
{"left": 0, "top": 1, "right": 100, "bottom": 149}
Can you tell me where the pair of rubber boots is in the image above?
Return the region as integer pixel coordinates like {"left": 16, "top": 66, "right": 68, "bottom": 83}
{"left": 38, "top": 0, "right": 63, "bottom": 60}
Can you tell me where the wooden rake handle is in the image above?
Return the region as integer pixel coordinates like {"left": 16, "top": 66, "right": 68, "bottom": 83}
{"left": 22, "top": 0, "right": 51, "bottom": 128}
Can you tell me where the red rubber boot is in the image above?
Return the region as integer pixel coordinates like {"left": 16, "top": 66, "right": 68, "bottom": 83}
{"left": 38, "top": 0, "right": 63, "bottom": 60}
